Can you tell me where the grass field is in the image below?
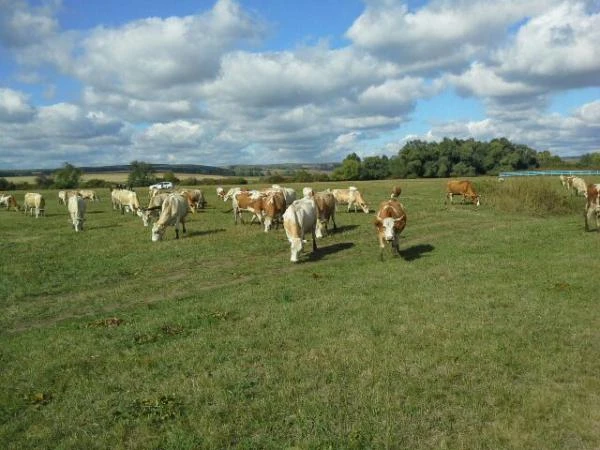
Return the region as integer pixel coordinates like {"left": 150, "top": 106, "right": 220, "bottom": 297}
{"left": 1, "top": 177, "right": 599, "bottom": 449}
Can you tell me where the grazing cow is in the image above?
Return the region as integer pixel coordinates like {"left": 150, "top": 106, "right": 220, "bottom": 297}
{"left": 111, "top": 189, "right": 140, "bottom": 215}
{"left": 374, "top": 199, "right": 407, "bottom": 260}
{"left": 79, "top": 189, "right": 100, "bottom": 202}
{"left": 261, "top": 190, "right": 287, "bottom": 232}
{"left": 23, "top": 193, "right": 45, "bottom": 218}
{"left": 570, "top": 176, "right": 588, "bottom": 197}
{"left": 314, "top": 190, "right": 337, "bottom": 238}
{"left": 390, "top": 185, "right": 402, "bottom": 199}
{"left": 332, "top": 186, "right": 369, "bottom": 213}
{"left": 216, "top": 186, "right": 226, "bottom": 199}
{"left": 68, "top": 194, "right": 86, "bottom": 232}
{"left": 584, "top": 184, "right": 600, "bottom": 231}
{"left": 137, "top": 192, "right": 170, "bottom": 227}
{"left": 559, "top": 175, "right": 569, "bottom": 189}
{"left": 0, "top": 194, "right": 19, "bottom": 211}
{"left": 151, "top": 193, "right": 189, "bottom": 242}
{"left": 180, "top": 189, "right": 206, "bottom": 213}
{"left": 445, "top": 180, "right": 480, "bottom": 206}
{"left": 283, "top": 197, "right": 318, "bottom": 263}
{"left": 58, "top": 190, "right": 67, "bottom": 205}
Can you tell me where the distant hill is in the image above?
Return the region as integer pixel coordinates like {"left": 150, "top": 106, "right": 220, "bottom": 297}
{"left": 0, "top": 163, "right": 236, "bottom": 178}
{"left": 0, "top": 162, "right": 339, "bottom": 178}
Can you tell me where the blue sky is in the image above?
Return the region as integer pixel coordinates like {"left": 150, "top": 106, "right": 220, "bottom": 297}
{"left": 0, "top": 0, "right": 599, "bottom": 169}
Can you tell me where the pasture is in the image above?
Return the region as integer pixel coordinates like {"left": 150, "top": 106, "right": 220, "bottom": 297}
{"left": 1, "top": 178, "right": 599, "bottom": 449}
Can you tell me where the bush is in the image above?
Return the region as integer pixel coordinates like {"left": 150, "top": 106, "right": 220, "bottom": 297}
{"left": 478, "top": 177, "right": 582, "bottom": 216}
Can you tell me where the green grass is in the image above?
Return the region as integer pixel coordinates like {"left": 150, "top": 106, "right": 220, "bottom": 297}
{"left": 1, "top": 178, "right": 599, "bottom": 449}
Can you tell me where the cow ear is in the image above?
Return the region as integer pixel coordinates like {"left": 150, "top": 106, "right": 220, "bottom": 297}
{"left": 373, "top": 218, "right": 382, "bottom": 228}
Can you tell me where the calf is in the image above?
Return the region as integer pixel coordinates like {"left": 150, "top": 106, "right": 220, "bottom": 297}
{"left": 151, "top": 194, "right": 189, "bottom": 242}
{"left": 68, "top": 194, "right": 86, "bottom": 232}
{"left": 446, "top": 180, "right": 480, "bottom": 206}
{"left": 584, "top": 184, "right": 600, "bottom": 231}
{"left": 374, "top": 199, "right": 407, "bottom": 260}
{"left": 314, "top": 190, "right": 337, "bottom": 238}
{"left": 23, "top": 192, "right": 45, "bottom": 218}
{"left": 283, "top": 197, "right": 318, "bottom": 263}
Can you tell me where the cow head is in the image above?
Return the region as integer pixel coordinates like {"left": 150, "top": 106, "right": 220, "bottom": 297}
{"left": 375, "top": 217, "right": 402, "bottom": 241}
{"left": 151, "top": 223, "right": 165, "bottom": 241}
{"left": 73, "top": 217, "right": 84, "bottom": 232}
{"left": 315, "top": 219, "right": 328, "bottom": 239}
{"left": 472, "top": 195, "right": 481, "bottom": 207}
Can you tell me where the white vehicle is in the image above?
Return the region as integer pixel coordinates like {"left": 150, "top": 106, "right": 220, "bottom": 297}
{"left": 149, "top": 181, "right": 173, "bottom": 190}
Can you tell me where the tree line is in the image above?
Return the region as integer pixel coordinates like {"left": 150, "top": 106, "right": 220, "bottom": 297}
{"left": 1, "top": 138, "right": 599, "bottom": 190}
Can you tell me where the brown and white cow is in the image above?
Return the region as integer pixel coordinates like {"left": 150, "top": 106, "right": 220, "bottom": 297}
{"left": 23, "top": 192, "right": 45, "bottom": 218}
{"left": 374, "top": 199, "right": 407, "bottom": 260}
{"left": 390, "top": 185, "right": 402, "bottom": 199}
{"left": 283, "top": 197, "right": 318, "bottom": 262}
{"left": 314, "top": 190, "right": 337, "bottom": 238}
{"left": 180, "top": 189, "right": 206, "bottom": 213}
{"left": 151, "top": 193, "right": 189, "bottom": 242}
{"left": 445, "top": 180, "right": 480, "bottom": 206}
{"left": 68, "top": 194, "right": 86, "bottom": 232}
{"left": 332, "top": 186, "right": 369, "bottom": 213}
{"left": 0, "top": 194, "right": 19, "bottom": 211}
{"left": 261, "top": 190, "right": 287, "bottom": 232}
{"left": 584, "top": 184, "right": 600, "bottom": 231}
{"left": 225, "top": 189, "right": 264, "bottom": 224}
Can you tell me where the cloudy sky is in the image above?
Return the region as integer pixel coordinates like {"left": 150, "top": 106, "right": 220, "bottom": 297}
{"left": 0, "top": 0, "right": 599, "bottom": 169}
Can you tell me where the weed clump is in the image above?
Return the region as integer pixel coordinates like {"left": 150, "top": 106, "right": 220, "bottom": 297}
{"left": 478, "top": 178, "right": 583, "bottom": 216}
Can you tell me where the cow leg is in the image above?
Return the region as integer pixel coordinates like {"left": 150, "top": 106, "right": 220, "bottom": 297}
{"left": 182, "top": 220, "right": 186, "bottom": 235}
{"left": 311, "top": 228, "right": 318, "bottom": 252}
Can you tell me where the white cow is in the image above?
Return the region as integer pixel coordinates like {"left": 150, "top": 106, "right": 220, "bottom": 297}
{"left": 283, "top": 197, "right": 318, "bottom": 263}
{"left": 270, "top": 184, "right": 296, "bottom": 206}
{"left": 151, "top": 194, "right": 189, "bottom": 242}
{"left": 79, "top": 189, "right": 99, "bottom": 202}
{"left": 23, "top": 193, "right": 45, "bottom": 218}
{"left": 570, "top": 177, "right": 588, "bottom": 197}
{"left": 0, "top": 194, "right": 19, "bottom": 211}
{"left": 68, "top": 194, "right": 86, "bottom": 232}
{"left": 111, "top": 189, "right": 140, "bottom": 214}
{"left": 332, "top": 186, "right": 369, "bottom": 213}
{"left": 137, "top": 192, "right": 170, "bottom": 227}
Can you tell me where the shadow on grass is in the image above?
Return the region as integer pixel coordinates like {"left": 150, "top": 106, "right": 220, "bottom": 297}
{"left": 89, "top": 224, "right": 123, "bottom": 230}
{"left": 399, "top": 243, "right": 435, "bottom": 261}
{"left": 307, "top": 242, "right": 354, "bottom": 262}
{"left": 330, "top": 224, "right": 360, "bottom": 234}
{"left": 187, "top": 228, "right": 227, "bottom": 238}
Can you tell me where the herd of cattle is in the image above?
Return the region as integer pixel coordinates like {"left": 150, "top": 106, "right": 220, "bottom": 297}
{"left": 1, "top": 176, "right": 599, "bottom": 261}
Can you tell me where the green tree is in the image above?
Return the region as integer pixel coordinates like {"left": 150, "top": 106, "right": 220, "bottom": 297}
{"left": 128, "top": 161, "right": 156, "bottom": 187}
{"left": 536, "top": 150, "right": 564, "bottom": 168}
{"left": 53, "top": 163, "right": 82, "bottom": 189}
{"left": 162, "top": 171, "right": 180, "bottom": 183}
{"left": 35, "top": 173, "right": 54, "bottom": 188}
{"left": 360, "top": 156, "right": 390, "bottom": 180}
{"left": 332, "top": 159, "right": 361, "bottom": 180}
